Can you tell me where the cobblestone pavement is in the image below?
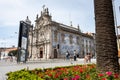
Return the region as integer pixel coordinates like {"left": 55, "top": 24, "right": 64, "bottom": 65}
{"left": 0, "top": 58, "right": 96, "bottom": 80}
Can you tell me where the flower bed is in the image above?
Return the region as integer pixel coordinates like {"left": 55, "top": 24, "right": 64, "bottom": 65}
{"left": 7, "top": 64, "right": 120, "bottom": 80}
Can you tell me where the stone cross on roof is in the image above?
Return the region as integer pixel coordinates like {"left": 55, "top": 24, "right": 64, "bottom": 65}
{"left": 42, "top": 5, "right": 45, "bottom": 10}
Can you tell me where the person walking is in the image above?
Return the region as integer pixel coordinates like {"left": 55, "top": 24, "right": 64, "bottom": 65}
{"left": 88, "top": 53, "right": 92, "bottom": 62}
{"left": 10, "top": 53, "right": 13, "bottom": 62}
{"left": 84, "top": 53, "right": 92, "bottom": 63}
{"left": 84, "top": 53, "right": 89, "bottom": 63}
{"left": 73, "top": 50, "right": 77, "bottom": 61}
{"left": 66, "top": 51, "right": 70, "bottom": 60}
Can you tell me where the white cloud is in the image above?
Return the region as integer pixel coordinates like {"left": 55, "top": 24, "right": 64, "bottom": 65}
{"left": 0, "top": 0, "right": 95, "bottom": 29}
{"left": 0, "top": 0, "right": 95, "bottom": 47}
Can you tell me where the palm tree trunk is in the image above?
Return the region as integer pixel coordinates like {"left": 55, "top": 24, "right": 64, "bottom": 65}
{"left": 94, "top": 0, "right": 119, "bottom": 73}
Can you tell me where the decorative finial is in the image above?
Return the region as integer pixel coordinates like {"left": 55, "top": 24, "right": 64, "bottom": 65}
{"left": 46, "top": 8, "right": 49, "bottom": 15}
{"left": 25, "top": 16, "right": 31, "bottom": 25}
{"left": 27, "top": 16, "right": 29, "bottom": 19}
{"left": 41, "top": 11, "right": 42, "bottom": 16}
{"left": 36, "top": 14, "right": 38, "bottom": 19}
{"left": 42, "top": 5, "right": 45, "bottom": 10}
{"left": 77, "top": 24, "right": 79, "bottom": 29}
{"left": 77, "top": 24, "right": 81, "bottom": 32}
{"left": 47, "top": 8, "right": 48, "bottom": 12}
{"left": 77, "top": 24, "right": 80, "bottom": 31}
{"left": 70, "top": 21, "right": 72, "bottom": 26}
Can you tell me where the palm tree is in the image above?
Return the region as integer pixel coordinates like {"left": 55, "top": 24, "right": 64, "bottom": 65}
{"left": 94, "top": 0, "right": 119, "bottom": 73}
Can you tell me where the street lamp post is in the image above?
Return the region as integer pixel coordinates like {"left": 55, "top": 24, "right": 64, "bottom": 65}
{"left": 112, "top": 0, "right": 120, "bottom": 50}
{"left": 117, "top": 26, "right": 120, "bottom": 49}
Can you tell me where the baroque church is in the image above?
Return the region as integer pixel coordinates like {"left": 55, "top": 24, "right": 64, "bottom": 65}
{"left": 26, "top": 7, "right": 95, "bottom": 60}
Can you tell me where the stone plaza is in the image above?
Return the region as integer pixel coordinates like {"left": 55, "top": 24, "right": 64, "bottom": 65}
{"left": 0, "top": 58, "right": 96, "bottom": 80}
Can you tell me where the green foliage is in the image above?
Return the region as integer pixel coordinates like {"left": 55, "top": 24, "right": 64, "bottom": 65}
{"left": 8, "top": 49, "right": 18, "bottom": 56}
{"left": 6, "top": 69, "right": 43, "bottom": 80}
{"left": 6, "top": 64, "right": 120, "bottom": 80}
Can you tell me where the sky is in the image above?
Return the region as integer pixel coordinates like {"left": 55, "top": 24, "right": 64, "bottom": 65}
{"left": 0, "top": 0, "right": 120, "bottom": 48}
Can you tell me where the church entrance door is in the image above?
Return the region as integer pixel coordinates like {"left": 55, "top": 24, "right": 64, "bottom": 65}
{"left": 40, "top": 48, "right": 43, "bottom": 58}
{"left": 54, "top": 49, "right": 57, "bottom": 58}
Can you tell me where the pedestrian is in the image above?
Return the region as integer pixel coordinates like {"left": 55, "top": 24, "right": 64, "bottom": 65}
{"left": 10, "top": 53, "right": 13, "bottom": 62}
{"left": 73, "top": 50, "right": 77, "bottom": 61}
{"left": 84, "top": 53, "right": 89, "bottom": 63}
{"left": 88, "top": 53, "right": 92, "bottom": 62}
{"left": 76, "top": 53, "right": 79, "bottom": 58}
{"left": 67, "top": 51, "right": 70, "bottom": 59}
{"left": 84, "top": 53, "right": 92, "bottom": 63}
{"left": 66, "top": 51, "right": 70, "bottom": 60}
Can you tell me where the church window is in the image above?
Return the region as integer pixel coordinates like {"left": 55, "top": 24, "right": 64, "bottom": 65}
{"left": 61, "top": 33, "right": 65, "bottom": 43}
{"left": 54, "top": 30, "right": 58, "bottom": 42}
{"left": 86, "top": 40, "right": 88, "bottom": 53}
{"left": 89, "top": 41, "right": 91, "bottom": 52}
{"left": 77, "top": 36, "right": 79, "bottom": 45}
{"left": 69, "top": 35, "right": 73, "bottom": 44}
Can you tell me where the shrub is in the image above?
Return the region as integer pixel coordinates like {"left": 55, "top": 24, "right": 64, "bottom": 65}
{"left": 6, "top": 69, "right": 43, "bottom": 80}
{"left": 7, "top": 64, "right": 120, "bottom": 80}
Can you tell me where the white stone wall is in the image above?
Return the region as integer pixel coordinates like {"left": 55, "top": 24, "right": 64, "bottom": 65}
{"left": 82, "top": 36, "right": 95, "bottom": 56}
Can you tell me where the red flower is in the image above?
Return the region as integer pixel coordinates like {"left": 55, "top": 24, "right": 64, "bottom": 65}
{"left": 64, "top": 78, "right": 68, "bottom": 80}
{"left": 72, "top": 78, "right": 78, "bottom": 80}
{"left": 106, "top": 71, "right": 112, "bottom": 76}
{"left": 114, "top": 73, "right": 119, "bottom": 79}
{"left": 101, "top": 78, "right": 107, "bottom": 80}
{"left": 48, "top": 74, "right": 52, "bottom": 77}
{"left": 86, "top": 74, "right": 90, "bottom": 79}
{"left": 54, "top": 74, "right": 59, "bottom": 78}
{"left": 75, "top": 75, "right": 80, "bottom": 79}
{"left": 90, "top": 65, "right": 95, "bottom": 68}
{"left": 72, "top": 75, "right": 80, "bottom": 80}
{"left": 79, "top": 69, "right": 83, "bottom": 73}
{"left": 98, "top": 73, "right": 104, "bottom": 77}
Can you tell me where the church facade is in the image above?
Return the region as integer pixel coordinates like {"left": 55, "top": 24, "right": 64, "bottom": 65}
{"left": 27, "top": 7, "right": 95, "bottom": 60}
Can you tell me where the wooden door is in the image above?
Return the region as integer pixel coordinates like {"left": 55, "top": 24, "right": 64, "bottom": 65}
{"left": 40, "top": 48, "right": 43, "bottom": 58}
{"left": 54, "top": 49, "right": 57, "bottom": 58}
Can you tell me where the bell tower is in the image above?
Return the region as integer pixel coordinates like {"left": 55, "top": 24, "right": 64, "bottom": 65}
{"left": 35, "top": 5, "right": 52, "bottom": 23}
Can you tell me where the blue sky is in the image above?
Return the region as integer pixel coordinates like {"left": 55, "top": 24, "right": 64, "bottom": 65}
{"left": 0, "top": 0, "right": 120, "bottom": 47}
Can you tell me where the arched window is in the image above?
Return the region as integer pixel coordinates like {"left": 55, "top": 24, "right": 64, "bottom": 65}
{"left": 86, "top": 40, "right": 88, "bottom": 53}
{"left": 61, "top": 33, "right": 65, "bottom": 43}
{"left": 54, "top": 30, "right": 58, "bottom": 42}
{"left": 69, "top": 35, "right": 73, "bottom": 44}
{"left": 77, "top": 36, "right": 79, "bottom": 45}
{"left": 89, "top": 41, "right": 91, "bottom": 52}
